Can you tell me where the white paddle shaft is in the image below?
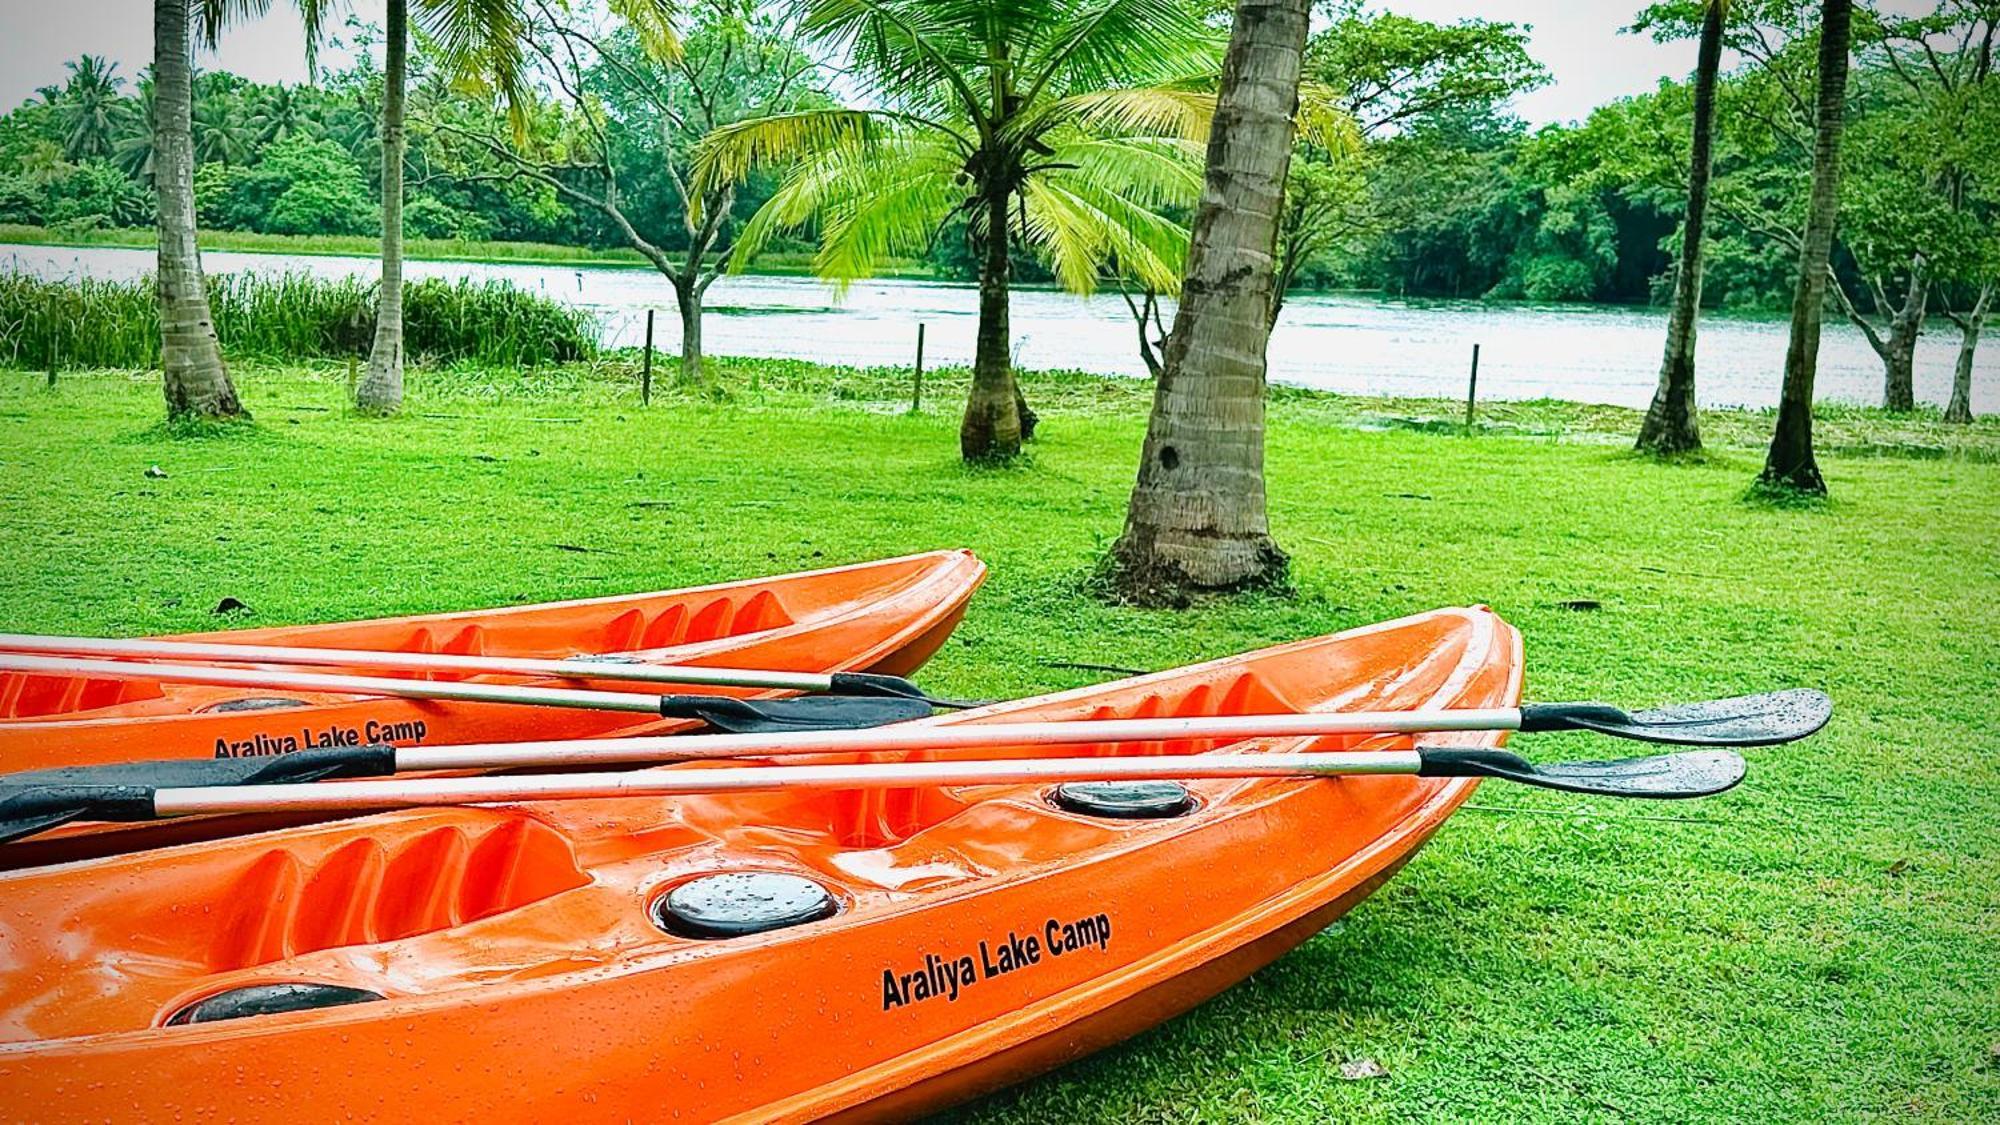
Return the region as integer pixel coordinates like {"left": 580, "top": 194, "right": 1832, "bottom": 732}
{"left": 0, "top": 633, "right": 838, "bottom": 691}
{"left": 154, "top": 750, "right": 1431, "bottom": 816}
{"left": 390, "top": 707, "right": 1523, "bottom": 770}
{"left": 0, "top": 653, "right": 670, "bottom": 714}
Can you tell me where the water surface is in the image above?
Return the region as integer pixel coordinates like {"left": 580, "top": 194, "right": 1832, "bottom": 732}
{"left": 9, "top": 243, "right": 1992, "bottom": 413}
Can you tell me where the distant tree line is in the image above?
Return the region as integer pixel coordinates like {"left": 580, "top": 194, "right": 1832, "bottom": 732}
{"left": 5, "top": 8, "right": 1986, "bottom": 327}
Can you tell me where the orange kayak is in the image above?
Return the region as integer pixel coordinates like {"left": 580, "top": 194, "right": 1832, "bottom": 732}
{"left": 0, "top": 605, "right": 1520, "bottom": 1122}
{"left": 0, "top": 550, "right": 986, "bottom": 774}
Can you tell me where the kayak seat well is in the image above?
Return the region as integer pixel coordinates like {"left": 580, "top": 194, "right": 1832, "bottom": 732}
{"left": 692, "top": 671, "right": 1319, "bottom": 856}
{"left": 599, "top": 590, "right": 794, "bottom": 653}
{"left": 203, "top": 817, "right": 589, "bottom": 971}
{"left": 0, "top": 670, "right": 166, "bottom": 719}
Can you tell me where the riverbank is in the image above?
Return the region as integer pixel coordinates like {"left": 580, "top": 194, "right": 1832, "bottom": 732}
{"left": 10, "top": 355, "right": 1999, "bottom": 460}
{"left": 1, "top": 360, "right": 1993, "bottom": 1123}
{"left": 11, "top": 239, "right": 1987, "bottom": 413}
{"left": 0, "top": 224, "right": 930, "bottom": 278}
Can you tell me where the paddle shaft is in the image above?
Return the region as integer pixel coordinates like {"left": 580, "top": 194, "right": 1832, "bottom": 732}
{"left": 393, "top": 708, "right": 1523, "bottom": 770}
{"left": 0, "top": 653, "right": 674, "bottom": 715}
{"left": 151, "top": 751, "right": 1430, "bottom": 816}
{"left": 0, "top": 634, "right": 844, "bottom": 692}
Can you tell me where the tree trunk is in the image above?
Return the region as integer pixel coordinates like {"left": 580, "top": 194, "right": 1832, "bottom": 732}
{"left": 1108, "top": 0, "right": 1306, "bottom": 603}
{"left": 356, "top": 0, "right": 407, "bottom": 415}
{"left": 154, "top": 0, "right": 245, "bottom": 421}
{"left": 1760, "top": 0, "right": 1852, "bottom": 496}
{"left": 1944, "top": 284, "right": 1991, "bottom": 424}
{"left": 672, "top": 275, "right": 705, "bottom": 389}
{"left": 1636, "top": 0, "right": 1724, "bottom": 456}
{"left": 960, "top": 188, "right": 1022, "bottom": 461}
{"left": 1881, "top": 262, "right": 1927, "bottom": 413}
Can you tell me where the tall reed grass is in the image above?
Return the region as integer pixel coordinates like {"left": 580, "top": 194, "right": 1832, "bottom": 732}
{"left": 0, "top": 271, "right": 597, "bottom": 369}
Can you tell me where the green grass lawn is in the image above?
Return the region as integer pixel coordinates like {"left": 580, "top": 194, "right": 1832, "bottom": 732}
{"left": 2, "top": 360, "right": 1996, "bottom": 1122}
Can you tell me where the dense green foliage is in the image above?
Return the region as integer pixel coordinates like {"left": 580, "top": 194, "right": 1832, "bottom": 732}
{"left": 0, "top": 272, "right": 594, "bottom": 368}
{"left": 2, "top": 5, "right": 1989, "bottom": 312}
{"left": 1, "top": 360, "right": 1993, "bottom": 1120}
{"left": 1, "top": 52, "right": 671, "bottom": 250}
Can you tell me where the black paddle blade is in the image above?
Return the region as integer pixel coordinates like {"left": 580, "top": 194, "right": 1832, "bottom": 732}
{"left": 0, "top": 784, "right": 158, "bottom": 844}
{"left": 1518, "top": 689, "right": 1831, "bottom": 746}
{"left": 0, "top": 746, "right": 398, "bottom": 846}
{"left": 657, "top": 693, "right": 933, "bottom": 733}
{"left": 826, "top": 672, "right": 983, "bottom": 710}
{"left": 1418, "top": 747, "right": 1747, "bottom": 799}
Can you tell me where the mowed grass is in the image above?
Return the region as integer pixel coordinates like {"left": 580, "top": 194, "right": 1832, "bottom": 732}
{"left": 0, "top": 361, "right": 1996, "bottom": 1123}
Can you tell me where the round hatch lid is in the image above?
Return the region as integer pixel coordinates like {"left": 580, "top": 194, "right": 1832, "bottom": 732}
{"left": 166, "top": 982, "right": 384, "bottom": 1026}
{"left": 655, "top": 872, "right": 840, "bottom": 939}
{"left": 1051, "top": 780, "right": 1196, "bottom": 820}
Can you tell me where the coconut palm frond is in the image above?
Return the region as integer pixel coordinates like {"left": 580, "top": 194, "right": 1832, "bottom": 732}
{"left": 1019, "top": 178, "right": 1111, "bottom": 294}
{"left": 195, "top": 0, "right": 274, "bottom": 46}
{"left": 605, "top": 0, "right": 682, "bottom": 63}
{"left": 1021, "top": 176, "right": 1188, "bottom": 296}
{"left": 1296, "top": 81, "right": 1362, "bottom": 159}
{"left": 729, "top": 130, "right": 960, "bottom": 277}
{"left": 1033, "top": 84, "right": 1217, "bottom": 143}
{"left": 1041, "top": 134, "right": 1205, "bottom": 211}
{"left": 796, "top": 0, "right": 985, "bottom": 119}
{"left": 414, "top": 0, "right": 534, "bottom": 135}
{"left": 693, "top": 109, "right": 894, "bottom": 198}
{"left": 1024, "top": 0, "right": 1222, "bottom": 100}
{"left": 812, "top": 165, "right": 962, "bottom": 284}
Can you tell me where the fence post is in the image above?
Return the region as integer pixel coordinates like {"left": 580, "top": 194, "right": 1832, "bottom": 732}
{"left": 910, "top": 322, "right": 926, "bottom": 413}
{"left": 1463, "top": 343, "right": 1481, "bottom": 429}
{"left": 45, "top": 338, "right": 57, "bottom": 387}
{"left": 641, "top": 309, "right": 655, "bottom": 407}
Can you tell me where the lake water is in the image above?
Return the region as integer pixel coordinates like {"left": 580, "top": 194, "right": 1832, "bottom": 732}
{"left": 8, "top": 243, "right": 1994, "bottom": 413}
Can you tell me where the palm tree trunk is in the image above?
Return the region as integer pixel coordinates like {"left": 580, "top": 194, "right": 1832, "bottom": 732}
{"left": 356, "top": 0, "right": 407, "bottom": 415}
{"left": 1636, "top": 0, "right": 1724, "bottom": 456}
{"left": 154, "top": 0, "right": 244, "bottom": 421}
{"left": 960, "top": 188, "right": 1022, "bottom": 461}
{"left": 1944, "top": 283, "right": 1991, "bottom": 424}
{"left": 1109, "top": 0, "right": 1306, "bottom": 602}
{"left": 1760, "top": 0, "right": 1852, "bottom": 495}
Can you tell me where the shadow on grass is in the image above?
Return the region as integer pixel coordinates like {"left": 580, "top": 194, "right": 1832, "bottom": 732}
{"left": 119, "top": 415, "right": 273, "bottom": 445}
{"left": 1741, "top": 479, "right": 1832, "bottom": 511}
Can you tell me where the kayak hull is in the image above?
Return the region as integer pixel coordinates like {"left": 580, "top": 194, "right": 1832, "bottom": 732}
{"left": 0, "top": 551, "right": 983, "bottom": 866}
{"left": 0, "top": 550, "right": 985, "bottom": 772}
{"left": 822, "top": 851, "right": 1423, "bottom": 1123}
{"left": 0, "top": 605, "right": 1520, "bottom": 1122}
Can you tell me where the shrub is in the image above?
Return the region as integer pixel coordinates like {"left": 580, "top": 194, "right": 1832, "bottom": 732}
{"left": 0, "top": 270, "right": 597, "bottom": 369}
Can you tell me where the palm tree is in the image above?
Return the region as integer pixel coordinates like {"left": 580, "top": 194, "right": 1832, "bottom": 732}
{"left": 212, "top": 0, "right": 539, "bottom": 414}
{"left": 191, "top": 94, "right": 255, "bottom": 164}
{"left": 351, "top": 0, "right": 675, "bottom": 415}
{"left": 695, "top": 0, "right": 1220, "bottom": 461}
{"left": 55, "top": 55, "right": 134, "bottom": 162}
{"left": 1107, "top": 0, "right": 1311, "bottom": 600}
{"left": 247, "top": 84, "right": 305, "bottom": 145}
{"left": 352, "top": 0, "right": 419, "bottom": 415}
{"left": 155, "top": 0, "right": 246, "bottom": 420}
{"left": 1636, "top": 0, "right": 1726, "bottom": 456}
{"left": 113, "top": 80, "right": 159, "bottom": 180}
{"left": 1759, "top": 0, "right": 1852, "bottom": 496}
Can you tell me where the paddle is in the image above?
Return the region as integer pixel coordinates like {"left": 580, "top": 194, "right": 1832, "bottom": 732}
{"left": 0, "top": 632, "right": 966, "bottom": 705}
{"left": 0, "top": 689, "right": 1824, "bottom": 842}
{"left": 0, "top": 653, "right": 937, "bottom": 735}
{"left": 0, "top": 746, "right": 1748, "bottom": 842}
